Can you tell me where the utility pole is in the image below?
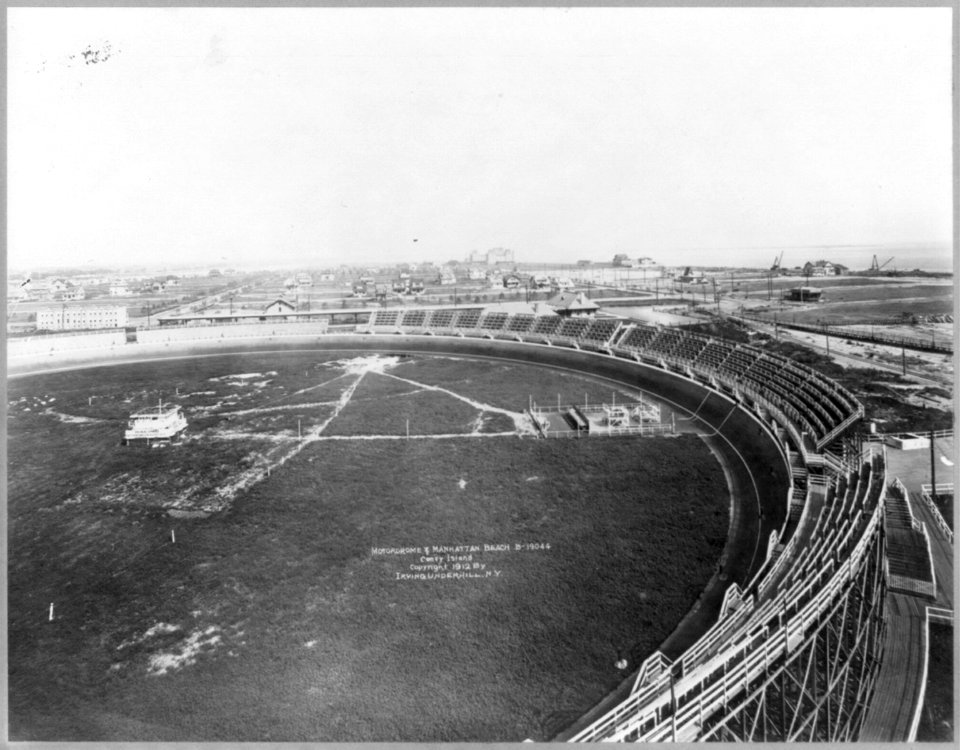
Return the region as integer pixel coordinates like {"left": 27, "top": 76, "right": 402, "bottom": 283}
{"left": 929, "top": 429, "right": 937, "bottom": 503}
{"left": 901, "top": 339, "right": 906, "bottom": 376}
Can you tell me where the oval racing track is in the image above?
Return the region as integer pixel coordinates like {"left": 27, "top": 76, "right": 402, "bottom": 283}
{"left": 8, "top": 333, "right": 790, "bottom": 739}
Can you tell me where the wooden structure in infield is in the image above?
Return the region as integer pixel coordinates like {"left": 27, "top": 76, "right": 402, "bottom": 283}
{"left": 528, "top": 397, "right": 675, "bottom": 439}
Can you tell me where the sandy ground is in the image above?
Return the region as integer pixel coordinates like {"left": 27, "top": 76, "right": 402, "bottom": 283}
{"left": 757, "top": 323, "right": 954, "bottom": 389}
{"left": 601, "top": 305, "right": 702, "bottom": 327}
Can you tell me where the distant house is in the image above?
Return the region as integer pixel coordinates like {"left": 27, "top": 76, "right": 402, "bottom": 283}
{"left": 502, "top": 273, "right": 523, "bottom": 289}
{"left": 263, "top": 298, "right": 296, "bottom": 315}
{"left": 438, "top": 268, "right": 457, "bottom": 285}
{"left": 57, "top": 286, "right": 86, "bottom": 301}
{"left": 803, "top": 260, "right": 839, "bottom": 277}
{"left": 50, "top": 279, "right": 68, "bottom": 292}
{"left": 546, "top": 291, "right": 599, "bottom": 318}
{"left": 109, "top": 283, "right": 129, "bottom": 296}
{"left": 530, "top": 275, "right": 550, "bottom": 289}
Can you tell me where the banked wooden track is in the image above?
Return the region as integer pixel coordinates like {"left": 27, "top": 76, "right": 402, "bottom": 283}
{"left": 10, "top": 315, "right": 898, "bottom": 741}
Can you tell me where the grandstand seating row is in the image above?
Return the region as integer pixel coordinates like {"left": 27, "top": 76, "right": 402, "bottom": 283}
{"left": 367, "top": 308, "right": 625, "bottom": 346}
{"left": 362, "top": 312, "right": 862, "bottom": 451}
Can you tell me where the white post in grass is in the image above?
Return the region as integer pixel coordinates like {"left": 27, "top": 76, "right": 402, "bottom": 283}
{"left": 48, "top": 602, "right": 54, "bottom": 621}
{"left": 171, "top": 528, "right": 176, "bottom": 544}
{"left": 406, "top": 419, "right": 410, "bottom": 438}
{"left": 298, "top": 419, "right": 302, "bottom": 440}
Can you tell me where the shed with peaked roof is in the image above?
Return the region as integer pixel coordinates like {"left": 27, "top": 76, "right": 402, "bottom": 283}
{"left": 546, "top": 291, "right": 600, "bottom": 318}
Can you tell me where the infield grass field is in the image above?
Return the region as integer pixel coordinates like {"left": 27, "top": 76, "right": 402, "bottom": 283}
{"left": 8, "top": 352, "right": 726, "bottom": 741}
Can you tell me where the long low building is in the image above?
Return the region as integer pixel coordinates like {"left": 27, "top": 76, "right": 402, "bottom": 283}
{"left": 154, "top": 303, "right": 485, "bottom": 327}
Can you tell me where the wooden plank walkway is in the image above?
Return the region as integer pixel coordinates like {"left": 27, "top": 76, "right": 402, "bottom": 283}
{"left": 909, "top": 490, "right": 954, "bottom": 611}
{"left": 860, "top": 593, "right": 927, "bottom": 741}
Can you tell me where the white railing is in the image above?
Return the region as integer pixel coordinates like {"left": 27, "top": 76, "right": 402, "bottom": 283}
{"left": 926, "top": 606, "right": 954, "bottom": 624}
{"left": 918, "top": 486, "right": 954, "bottom": 544}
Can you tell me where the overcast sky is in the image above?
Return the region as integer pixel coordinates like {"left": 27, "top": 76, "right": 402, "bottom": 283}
{"left": 7, "top": 7, "right": 953, "bottom": 271}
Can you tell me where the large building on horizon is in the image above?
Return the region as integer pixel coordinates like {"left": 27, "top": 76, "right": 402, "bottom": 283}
{"left": 36, "top": 305, "right": 128, "bottom": 331}
{"left": 468, "top": 247, "right": 514, "bottom": 265}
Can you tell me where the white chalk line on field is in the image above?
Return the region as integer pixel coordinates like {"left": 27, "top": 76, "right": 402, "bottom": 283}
{"left": 196, "top": 430, "right": 520, "bottom": 442}
{"left": 210, "top": 372, "right": 352, "bottom": 416}
{"left": 282, "top": 371, "right": 352, "bottom": 400}
{"left": 377, "top": 371, "right": 538, "bottom": 436}
{"left": 176, "top": 355, "right": 533, "bottom": 508}
{"left": 199, "top": 367, "right": 372, "bottom": 505}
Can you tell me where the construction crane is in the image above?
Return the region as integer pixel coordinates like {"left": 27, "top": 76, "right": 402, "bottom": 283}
{"left": 868, "top": 255, "right": 894, "bottom": 274}
{"left": 770, "top": 250, "right": 784, "bottom": 275}
{"left": 765, "top": 252, "right": 785, "bottom": 300}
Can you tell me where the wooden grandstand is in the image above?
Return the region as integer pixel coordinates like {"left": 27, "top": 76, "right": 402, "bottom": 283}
{"left": 350, "top": 311, "right": 923, "bottom": 741}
